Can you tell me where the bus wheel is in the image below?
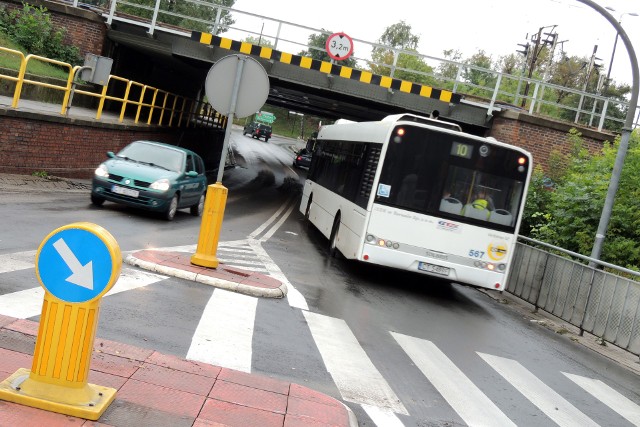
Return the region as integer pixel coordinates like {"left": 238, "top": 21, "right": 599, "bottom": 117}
{"left": 305, "top": 198, "right": 312, "bottom": 221}
{"left": 329, "top": 214, "right": 340, "bottom": 257}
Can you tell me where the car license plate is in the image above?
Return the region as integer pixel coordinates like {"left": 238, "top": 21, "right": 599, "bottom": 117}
{"left": 112, "top": 185, "right": 139, "bottom": 198}
{"left": 418, "top": 262, "right": 450, "bottom": 276}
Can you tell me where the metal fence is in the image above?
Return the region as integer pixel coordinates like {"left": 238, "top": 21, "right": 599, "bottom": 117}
{"left": 0, "top": 46, "right": 225, "bottom": 129}
{"left": 508, "top": 236, "right": 640, "bottom": 358}
{"left": 85, "top": 0, "right": 640, "bottom": 132}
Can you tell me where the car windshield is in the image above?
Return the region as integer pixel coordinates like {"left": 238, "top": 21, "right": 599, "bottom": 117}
{"left": 118, "top": 142, "right": 185, "bottom": 172}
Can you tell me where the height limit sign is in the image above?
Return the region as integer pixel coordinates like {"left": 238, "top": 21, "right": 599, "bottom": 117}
{"left": 326, "top": 32, "right": 354, "bottom": 61}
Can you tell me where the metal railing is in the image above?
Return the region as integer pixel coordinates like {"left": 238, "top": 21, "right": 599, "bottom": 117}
{"left": 93, "top": 0, "right": 639, "bottom": 132}
{"left": 0, "top": 46, "right": 226, "bottom": 129}
{"left": 509, "top": 236, "right": 640, "bottom": 358}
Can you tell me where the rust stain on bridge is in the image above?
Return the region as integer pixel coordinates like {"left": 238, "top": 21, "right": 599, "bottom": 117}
{"left": 191, "top": 31, "right": 462, "bottom": 105}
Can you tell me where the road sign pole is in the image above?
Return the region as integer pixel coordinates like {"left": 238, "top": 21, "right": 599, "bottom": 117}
{"left": 216, "top": 56, "right": 245, "bottom": 183}
{"left": 192, "top": 56, "right": 245, "bottom": 268}
{"left": 194, "top": 54, "right": 268, "bottom": 269}
{"left": 0, "top": 222, "right": 122, "bottom": 420}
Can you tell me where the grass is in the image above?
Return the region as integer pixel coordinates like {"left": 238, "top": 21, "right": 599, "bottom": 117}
{"left": 0, "top": 32, "right": 72, "bottom": 80}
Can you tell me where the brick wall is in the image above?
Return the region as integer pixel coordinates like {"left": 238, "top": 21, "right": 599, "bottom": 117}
{"left": 490, "top": 110, "right": 616, "bottom": 171}
{"left": 0, "top": 0, "right": 107, "bottom": 57}
{"left": 0, "top": 110, "right": 223, "bottom": 179}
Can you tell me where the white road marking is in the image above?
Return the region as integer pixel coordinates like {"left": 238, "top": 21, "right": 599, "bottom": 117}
{"left": 303, "top": 311, "right": 407, "bottom": 414}
{"left": 0, "top": 250, "right": 36, "bottom": 273}
{"left": 479, "top": 353, "right": 599, "bottom": 427}
{"left": 187, "top": 288, "right": 257, "bottom": 373}
{"left": 257, "top": 199, "right": 297, "bottom": 243}
{"left": 249, "top": 239, "right": 308, "bottom": 310}
{"left": 106, "top": 268, "right": 168, "bottom": 295}
{"left": 0, "top": 268, "right": 167, "bottom": 319}
{"left": 248, "top": 197, "right": 294, "bottom": 240}
{"left": 564, "top": 372, "right": 640, "bottom": 426}
{"left": 392, "top": 332, "right": 515, "bottom": 426}
{"left": 361, "top": 404, "right": 406, "bottom": 427}
{"left": 0, "top": 287, "right": 44, "bottom": 319}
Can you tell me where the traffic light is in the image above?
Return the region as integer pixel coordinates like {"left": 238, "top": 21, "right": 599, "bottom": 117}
{"left": 517, "top": 43, "right": 530, "bottom": 57}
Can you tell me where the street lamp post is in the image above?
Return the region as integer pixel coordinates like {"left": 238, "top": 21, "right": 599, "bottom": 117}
{"left": 578, "top": 0, "right": 639, "bottom": 264}
{"left": 603, "top": 7, "right": 638, "bottom": 91}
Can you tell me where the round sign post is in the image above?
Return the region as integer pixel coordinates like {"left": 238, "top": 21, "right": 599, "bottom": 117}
{"left": 0, "top": 222, "right": 121, "bottom": 420}
{"left": 325, "top": 32, "right": 354, "bottom": 61}
{"left": 192, "top": 55, "right": 269, "bottom": 269}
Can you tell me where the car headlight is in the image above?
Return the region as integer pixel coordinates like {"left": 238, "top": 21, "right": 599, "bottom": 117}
{"left": 150, "top": 178, "right": 170, "bottom": 192}
{"left": 94, "top": 164, "right": 109, "bottom": 178}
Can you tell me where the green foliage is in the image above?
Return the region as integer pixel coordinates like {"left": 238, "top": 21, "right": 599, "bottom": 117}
{"left": 525, "top": 128, "right": 640, "bottom": 269}
{"left": 31, "top": 170, "right": 48, "bottom": 178}
{"left": 298, "top": 30, "right": 357, "bottom": 68}
{"left": 0, "top": 3, "right": 81, "bottom": 65}
{"left": 521, "top": 166, "right": 555, "bottom": 239}
{"left": 118, "top": 0, "right": 235, "bottom": 34}
{"left": 244, "top": 35, "right": 272, "bottom": 48}
{"left": 370, "top": 21, "right": 433, "bottom": 81}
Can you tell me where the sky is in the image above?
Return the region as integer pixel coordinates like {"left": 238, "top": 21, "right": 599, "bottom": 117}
{"left": 227, "top": 0, "right": 640, "bottom": 88}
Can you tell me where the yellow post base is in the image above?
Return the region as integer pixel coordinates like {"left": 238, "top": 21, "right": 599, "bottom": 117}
{"left": 191, "top": 182, "right": 228, "bottom": 268}
{"left": 190, "top": 252, "right": 220, "bottom": 268}
{"left": 0, "top": 368, "right": 116, "bottom": 420}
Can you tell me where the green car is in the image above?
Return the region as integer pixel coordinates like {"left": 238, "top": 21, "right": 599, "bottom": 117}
{"left": 91, "top": 140, "right": 208, "bottom": 220}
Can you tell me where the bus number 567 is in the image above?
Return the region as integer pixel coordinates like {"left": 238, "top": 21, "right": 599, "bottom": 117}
{"left": 469, "top": 250, "right": 485, "bottom": 258}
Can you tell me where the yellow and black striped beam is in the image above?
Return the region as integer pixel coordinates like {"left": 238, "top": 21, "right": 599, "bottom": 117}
{"left": 191, "top": 31, "right": 461, "bottom": 105}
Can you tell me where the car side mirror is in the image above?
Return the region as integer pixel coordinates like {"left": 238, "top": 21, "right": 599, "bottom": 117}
{"left": 107, "top": 151, "right": 115, "bottom": 158}
{"left": 186, "top": 171, "right": 198, "bottom": 177}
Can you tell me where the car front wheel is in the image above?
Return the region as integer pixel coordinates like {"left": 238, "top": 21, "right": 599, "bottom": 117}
{"left": 91, "top": 194, "right": 105, "bottom": 206}
{"left": 191, "top": 193, "right": 205, "bottom": 216}
{"left": 164, "top": 195, "right": 179, "bottom": 221}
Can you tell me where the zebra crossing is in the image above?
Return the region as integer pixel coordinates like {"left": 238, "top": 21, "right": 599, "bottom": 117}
{"left": 0, "top": 245, "right": 638, "bottom": 426}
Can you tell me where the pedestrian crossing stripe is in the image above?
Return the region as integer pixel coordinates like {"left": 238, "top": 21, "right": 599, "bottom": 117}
{"left": 190, "top": 31, "right": 462, "bottom": 105}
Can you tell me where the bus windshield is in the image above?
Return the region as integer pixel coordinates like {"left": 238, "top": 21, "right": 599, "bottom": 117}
{"left": 375, "top": 125, "right": 528, "bottom": 229}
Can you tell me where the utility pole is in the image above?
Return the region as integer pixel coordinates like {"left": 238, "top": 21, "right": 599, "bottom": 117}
{"left": 536, "top": 27, "right": 561, "bottom": 113}
{"left": 514, "top": 37, "right": 530, "bottom": 106}
{"left": 520, "top": 25, "right": 557, "bottom": 108}
{"left": 575, "top": 45, "right": 602, "bottom": 123}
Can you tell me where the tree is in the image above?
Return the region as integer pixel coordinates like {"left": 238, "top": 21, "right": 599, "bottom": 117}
{"left": 298, "top": 30, "right": 357, "bottom": 68}
{"left": 119, "top": 0, "right": 235, "bottom": 34}
{"left": 526, "top": 128, "right": 640, "bottom": 269}
{"left": 244, "top": 35, "right": 273, "bottom": 48}
{"left": 370, "top": 21, "right": 434, "bottom": 85}
{"left": 460, "top": 50, "right": 497, "bottom": 97}
{"left": 436, "top": 49, "right": 463, "bottom": 90}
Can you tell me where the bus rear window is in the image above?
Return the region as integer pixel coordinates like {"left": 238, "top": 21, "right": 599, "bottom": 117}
{"left": 375, "top": 126, "right": 528, "bottom": 229}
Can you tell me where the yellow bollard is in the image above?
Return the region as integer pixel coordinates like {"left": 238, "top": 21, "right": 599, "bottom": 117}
{"left": 0, "top": 222, "right": 121, "bottom": 420}
{"left": 191, "top": 182, "right": 228, "bottom": 268}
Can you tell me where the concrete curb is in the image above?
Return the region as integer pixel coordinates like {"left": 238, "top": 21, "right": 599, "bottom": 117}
{"left": 124, "top": 254, "right": 288, "bottom": 298}
{"left": 341, "top": 401, "right": 360, "bottom": 427}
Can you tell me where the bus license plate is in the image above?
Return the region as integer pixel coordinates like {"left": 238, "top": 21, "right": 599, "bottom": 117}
{"left": 418, "top": 262, "right": 450, "bottom": 276}
{"left": 112, "top": 185, "right": 139, "bottom": 198}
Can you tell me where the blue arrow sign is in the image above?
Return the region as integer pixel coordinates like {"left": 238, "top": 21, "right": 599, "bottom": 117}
{"left": 37, "top": 227, "right": 116, "bottom": 303}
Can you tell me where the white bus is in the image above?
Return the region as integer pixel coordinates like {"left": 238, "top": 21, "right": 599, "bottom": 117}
{"left": 300, "top": 113, "right": 532, "bottom": 291}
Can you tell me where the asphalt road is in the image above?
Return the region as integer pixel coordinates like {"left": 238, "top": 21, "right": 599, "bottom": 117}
{"left": 1, "top": 128, "right": 639, "bottom": 427}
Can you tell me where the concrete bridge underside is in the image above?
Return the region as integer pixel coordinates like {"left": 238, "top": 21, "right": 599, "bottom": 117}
{"left": 105, "top": 22, "right": 493, "bottom": 135}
